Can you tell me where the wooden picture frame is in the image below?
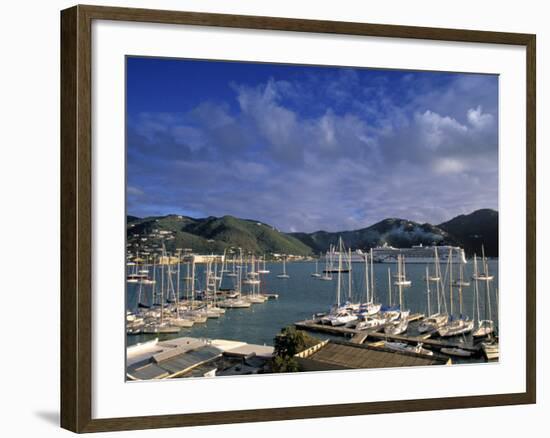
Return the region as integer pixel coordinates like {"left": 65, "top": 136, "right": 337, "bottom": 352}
{"left": 60, "top": 4, "right": 536, "bottom": 433}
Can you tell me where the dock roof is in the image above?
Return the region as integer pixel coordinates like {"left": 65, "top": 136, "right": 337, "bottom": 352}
{"left": 299, "top": 341, "right": 447, "bottom": 371}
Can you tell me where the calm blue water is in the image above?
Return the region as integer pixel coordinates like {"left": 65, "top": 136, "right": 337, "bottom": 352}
{"left": 126, "top": 260, "right": 499, "bottom": 347}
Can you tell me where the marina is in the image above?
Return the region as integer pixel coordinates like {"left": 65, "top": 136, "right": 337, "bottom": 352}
{"left": 127, "top": 241, "right": 499, "bottom": 378}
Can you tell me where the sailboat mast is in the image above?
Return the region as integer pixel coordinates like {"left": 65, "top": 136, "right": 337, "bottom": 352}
{"left": 435, "top": 248, "right": 441, "bottom": 314}
{"left": 426, "top": 265, "right": 431, "bottom": 316}
{"left": 370, "top": 248, "right": 374, "bottom": 303}
{"left": 175, "top": 254, "right": 180, "bottom": 318}
{"left": 191, "top": 257, "right": 196, "bottom": 309}
{"left": 348, "top": 247, "right": 352, "bottom": 301}
{"left": 449, "top": 248, "right": 453, "bottom": 316}
{"left": 364, "top": 253, "right": 370, "bottom": 304}
{"left": 160, "top": 254, "right": 165, "bottom": 324}
{"left": 482, "top": 246, "right": 492, "bottom": 321}
{"left": 151, "top": 255, "right": 156, "bottom": 307}
{"left": 474, "top": 255, "right": 480, "bottom": 324}
{"left": 397, "top": 255, "right": 404, "bottom": 311}
{"left": 387, "top": 267, "right": 392, "bottom": 306}
{"left": 137, "top": 273, "right": 143, "bottom": 308}
{"left": 336, "top": 240, "right": 342, "bottom": 307}
{"left": 458, "top": 262, "right": 463, "bottom": 316}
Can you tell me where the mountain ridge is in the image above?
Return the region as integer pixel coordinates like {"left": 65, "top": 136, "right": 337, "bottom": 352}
{"left": 127, "top": 209, "right": 498, "bottom": 257}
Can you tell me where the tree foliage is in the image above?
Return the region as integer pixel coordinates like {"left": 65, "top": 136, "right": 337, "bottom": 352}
{"left": 272, "top": 326, "right": 317, "bottom": 373}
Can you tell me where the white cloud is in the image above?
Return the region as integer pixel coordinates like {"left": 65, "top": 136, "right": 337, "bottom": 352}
{"left": 433, "top": 158, "right": 467, "bottom": 174}
{"left": 127, "top": 70, "right": 498, "bottom": 230}
{"left": 467, "top": 105, "right": 494, "bottom": 129}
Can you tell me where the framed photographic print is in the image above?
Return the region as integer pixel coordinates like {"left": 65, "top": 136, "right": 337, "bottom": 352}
{"left": 60, "top": 4, "right": 536, "bottom": 433}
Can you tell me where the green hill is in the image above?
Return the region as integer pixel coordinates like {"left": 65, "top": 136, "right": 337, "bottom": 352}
{"left": 289, "top": 211, "right": 498, "bottom": 257}
{"left": 127, "top": 214, "right": 313, "bottom": 256}
{"left": 438, "top": 209, "right": 498, "bottom": 257}
{"left": 127, "top": 209, "right": 498, "bottom": 257}
{"left": 289, "top": 218, "right": 453, "bottom": 254}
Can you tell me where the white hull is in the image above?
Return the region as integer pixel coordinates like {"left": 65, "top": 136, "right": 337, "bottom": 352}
{"left": 377, "top": 256, "right": 465, "bottom": 264}
{"left": 218, "top": 300, "right": 251, "bottom": 308}
{"left": 168, "top": 318, "right": 194, "bottom": 328}
{"left": 355, "top": 316, "right": 386, "bottom": 331}
{"left": 385, "top": 342, "right": 433, "bottom": 356}
{"left": 418, "top": 313, "right": 449, "bottom": 333}
{"left": 438, "top": 319, "right": 474, "bottom": 337}
{"left": 328, "top": 314, "right": 357, "bottom": 326}
{"left": 441, "top": 347, "right": 472, "bottom": 357}
{"left": 384, "top": 318, "right": 408, "bottom": 335}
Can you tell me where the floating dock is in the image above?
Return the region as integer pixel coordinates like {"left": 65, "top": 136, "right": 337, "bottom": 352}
{"left": 295, "top": 318, "right": 481, "bottom": 354}
{"left": 482, "top": 342, "right": 499, "bottom": 361}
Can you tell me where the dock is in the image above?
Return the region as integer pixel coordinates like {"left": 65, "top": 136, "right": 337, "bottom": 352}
{"left": 295, "top": 318, "right": 481, "bottom": 353}
{"left": 295, "top": 313, "right": 424, "bottom": 337}
{"left": 482, "top": 342, "right": 499, "bottom": 361}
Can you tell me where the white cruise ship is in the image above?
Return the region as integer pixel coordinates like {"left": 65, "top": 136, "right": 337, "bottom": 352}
{"left": 372, "top": 244, "right": 466, "bottom": 264}
{"left": 325, "top": 244, "right": 467, "bottom": 264}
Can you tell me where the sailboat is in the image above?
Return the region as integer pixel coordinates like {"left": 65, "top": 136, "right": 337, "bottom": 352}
{"left": 393, "top": 254, "right": 411, "bottom": 287}
{"left": 323, "top": 244, "right": 351, "bottom": 273}
{"left": 321, "top": 238, "right": 358, "bottom": 326}
{"left": 245, "top": 258, "right": 267, "bottom": 303}
{"left": 437, "top": 247, "right": 474, "bottom": 338}
{"left": 440, "top": 346, "right": 473, "bottom": 357}
{"left": 384, "top": 341, "right": 433, "bottom": 356}
{"left": 473, "top": 249, "right": 495, "bottom": 338}
{"left": 136, "top": 256, "right": 155, "bottom": 309}
{"left": 126, "top": 256, "right": 140, "bottom": 283}
{"left": 320, "top": 250, "right": 333, "bottom": 281}
{"left": 258, "top": 255, "right": 270, "bottom": 274}
{"left": 418, "top": 249, "right": 449, "bottom": 333}
{"left": 452, "top": 262, "right": 470, "bottom": 287}
{"left": 199, "top": 259, "right": 225, "bottom": 317}
{"left": 311, "top": 259, "right": 321, "bottom": 278}
{"left": 243, "top": 256, "right": 261, "bottom": 285}
{"left": 142, "top": 247, "right": 186, "bottom": 333}
{"left": 473, "top": 247, "right": 494, "bottom": 281}
{"left": 164, "top": 248, "right": 194, "bottom": 328}
{"left": 437, "top": 315, "right": 473, "bottom": 337}
{"left": 218, "top": 254, "right": 251, "bottom": 308}
{"left": 354, "top": 252, "right": 385, "bottom": 334}
{"left": 384, "top": 255, "right": 409, "bottom": 335}
{"left": 226, "top": 255, "right": 238, "bottom": 277}
{"left": 276, "top": 256, "right": 290, "bottom": 278}
{"left": 358, "top": 249, "right": 381, "bottom": 316}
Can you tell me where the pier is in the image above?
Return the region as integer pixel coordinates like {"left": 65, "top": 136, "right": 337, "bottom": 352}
{"left": 294, "top": 317, "right": 482, "bottom": 354}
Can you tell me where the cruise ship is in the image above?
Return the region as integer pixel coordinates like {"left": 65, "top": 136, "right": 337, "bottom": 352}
{"left": 325, "top": 244, "right": 467, "bottom": 264}
{"left": 371, "top": 244, "right": 467, "bottom": 264}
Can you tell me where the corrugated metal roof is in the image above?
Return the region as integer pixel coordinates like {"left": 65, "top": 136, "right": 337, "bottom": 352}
{"left": 306, "top": 342, "right": 444, "bottom": 369}
{"left": 129, "top": 363, "right": 170, "bottom": 380}
{"left": 156, "top": 346, "right": 222, "bottom": 376}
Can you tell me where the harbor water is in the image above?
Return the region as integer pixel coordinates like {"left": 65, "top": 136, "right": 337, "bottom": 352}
{"left": 126, "top": 260, "right": 499, "bottom": 347}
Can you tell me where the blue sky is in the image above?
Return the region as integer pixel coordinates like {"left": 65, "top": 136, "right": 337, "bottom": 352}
{"left": 126, "top": 57, "right": 498, "bottom": 233}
